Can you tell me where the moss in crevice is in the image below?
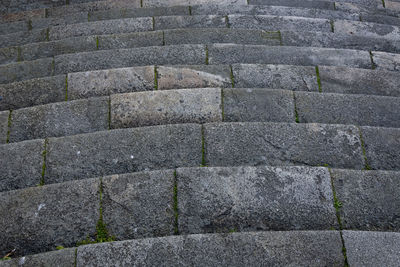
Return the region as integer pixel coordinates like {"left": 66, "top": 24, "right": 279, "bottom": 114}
{"left": 40, "top": 139, "right": 49, "bottom": 186}
{"left": 154, "top": 66, "right": 158, "bottom": 90}
{"left": 330, "top": 20, "right": 335, "bottom": 33}
{"left": 96, "top": 36, "right": 99, "bottom": 50}
{"left": 108, "top": 97, "right": 111, "bottom": 130}
{"left": 221, "top": 89, "right": 225, "bottom": 121}
{"left": 87, "top": 12, "right": 91, "bottom": 22}
{"left": 140, "top": 0, "right": 143, "bottom": 8}
{"left": 6, "top": 110, "right": 12, "bottom": 144}
{"left": 188, "top": 6, "right": 192, "bottom": 15}
{"left": 315, "top": 66, "right": 322, "bottom": 93}
{"left": 382, "top": 0, "right": 386, "bottom": 8}
{"left": 359, "top": 14, "right": 363, "bottom": 21}
{"left": 162, "top": 31, "right": 165, "bottom": 46}
{"left": 225, "top": 15, "right": 230, "bottom": 28}
{"left": 17, "top": 47, "right": 22, "bottom": 62}
{"left": 369, "top": 51, "right": 377, "bottom": 70}
{"left": 229, "top": 65, "right": 235, "bottom": 88}
{"left": 205, "top": 45, "right": 209, "bottom": 65}
{"left": 46, "top": 28, "right": 50, "bottom": 41}
{"left": 201, "top": 124, "right": 206, "bottom": 167}
{"left": 173, "top": 170, "right": 179, "bottom": 235}
{"left": 27, "top": 20, "right": 32, "bottom": 31}
{"left": 333, "top": 2, "right": 336, "bottom": 10}
{"left": 358, "top": 127, "right": 372, "bottom": 170}
{"left": 65, "top": 74, "right": 68, "bottom": 101}
{"left": 74, "top": 248, "right": 77, "bottom": 267}
{"left": 293, "top": 92, "right": 300, "bottom": 123}
{"left": 152, "top": 17, "right": 155, "bottom": 31}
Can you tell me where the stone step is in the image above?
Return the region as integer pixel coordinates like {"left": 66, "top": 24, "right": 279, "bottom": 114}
{"left": 2, "top": 64, "right": 400, "bottom": 112}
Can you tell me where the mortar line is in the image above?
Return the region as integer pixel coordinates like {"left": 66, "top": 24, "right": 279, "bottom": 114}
{"left": 173, "top": 169, "right": 179, "bottom": 235}
{"left": 6, "top": 110, "right": 13, "bottom": 143}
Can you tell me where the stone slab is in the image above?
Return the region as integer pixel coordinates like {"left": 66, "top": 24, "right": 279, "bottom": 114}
{"left": 332, "top": 169, "right": 400, "bottom": 231}
{"left": 154, "top": 15, "right": 226, "bottom": 30}
{"left": 335, "top": 20, "right": 400, "bottom": 41}
{"left": 143, "top": 0, "right": 247, "bottom": 7}
{"left": 0, "top": 46, "right": 18, "bottom": 65}
{"left": 0, "top": 178, "right": 99, "bottom": 256}
{"left": 0, "top": 248, "right": 75, "bottom": 267}
{"left": 111, "top": 88, "right": 222, "bottom": 128}
{"left": 343, "top": 231, "right": 400, "bottom": 267}
{"left": 76, "top": 231, "right": 343, "bottom": 266}
{"left": 67, "top": 66, "right": 154, "bottom": 100}
{"left": 0, "top": 28, "right": 47, "bottom": 49}
{"left": 45, "top": 124, "right": 202, "bottom": 184}
{"left": 232, "top": 64, "right": 319, "bottom": 92}
{"left": 0, "top": 75, "right": 65, "bottom": 111}
{"left": 177, "top": 166, "right": 337, "bottom": 234}
{"left": 223, "top": 88, "right": 295, "bottom": 122}
{"left": 102, "top": 170, "right": 175, "bottom": 240}
{"left": 9, "top": 97, "right": 109, "bottom": 142}
{"left": 0, "top": 139, "right": 44, "bottom": 192}
{"left": 361, "top": 126, "right": 400, "bottom": 170}
{"left": 0, "top": 110, "right": 9, "bottom": 144}
{"left": 0, "top": 58, "right": 53, "bottom": 84}
{"left": 31, "top": 12, "right": 88, "bottom": 31}
{"left": 248, "top": 0, "right": 335, "bottom": 10}
{"left": 98, "top": 31, "right": 163, "bottom": 50}
{"left": 373, "top": 51, "right": 400, "bottom": 71}
{"left": 204, "top": 122, "right": 364, "bottom": 169}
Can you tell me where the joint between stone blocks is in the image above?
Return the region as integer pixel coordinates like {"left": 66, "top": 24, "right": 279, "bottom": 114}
{"left": 201, "top": 124, "right": 206, "bottom": 167}
{"left": 358, "top": 126, "right": 372, "bottom": 170}
{"left": 173, "top": 170, "right": 179, "bottom": 235}
{"left": 293, "top": 92, "right": 300, "bottom": 123}
{"left": 188, "top": 6, "right": 192, "bottom": 15}
{"left": 40, "top": 138, "right": 49, "bottom": 186}
{"left": 229, "top": 65, "right": 235, "bottom": 88}
{"left": 225, "top": 15, "right": 230, "bottom": 28}
{"left": 108, "top": 96, "right": 111, "bottom": 130}
{"left": 315, "top": 66, "right": 322, "bottom": 93}
{"left": 369, "top": 51, "right": 377, "bottom": 70}
{"left": 65, "top": 74, "right": 68, "bottom": 101}
{"left": 154, "top": 66, "right": 159, "bottom": 90}
{"left": 205, "top": 45, "right": 209, "bottom": 65}
{"left": 221, "top": 89, "right": 225, "bottom": 121}
{"left": 6, "top": 110, "right": 13, "bottom": 144}
{"left": 330, "top": 20, "right": 335, "bottom": 33}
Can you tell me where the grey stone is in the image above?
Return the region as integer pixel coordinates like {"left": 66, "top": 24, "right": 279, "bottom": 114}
{"left": 54, "top": 44, "right": 205, "bottom": 74}
{"left": 102, "top": 170, "right": 175, "bottom": 240}
{"left": 143, "top": 0, "right": 246, "bottom": 7}
{"left": 332, "top": 169, "right": 400, "bottom": 231}
{"left": 157, "top": 65, "right": 232, "bottom": 89}
{"left": 335, "top": 20, "right": 400, "bottom": 41}
{"left": 343, "top": 231, "right": 400, "bottom": 267}
{"left": 295, "top": 92, "right": 400, "bottom": 127}
{"left": 76, "top": 231, "right": 343, "bottom": 266}
{"left": 154, "top": 15, "right": 226, "bottom": 30}
{"left": 361, "top": 126, "right": 400, "bottom": 170}
{"left": 98, "top": 31, "right": 163, "bottom": 50}
{"left": 45, "top": 124, "right": 202, "bottom": 184}
{"left": 0, "top": 57, "right": 53, "bottom": 84}
{"left": 0, "top": 178, "right": 99, "bottom": 256}
{"left": 248, "top": 0, "right": 335, "bottom": 10}
{"left": 372, "top": 51, "right": 400, "bottom": 71}
{"left": 163, "top": 28, "right": 282, "bottom": 46}
{"left": 209, "top": 44, "right": 372, "bottom": 69}
{"left": 0, "top": 139, "right": 44, "bottom": 192}
{"left": 223, "top": 88, "right": 295, "bottom": 122}
{"left": 318, "top": 66, "right": 400, "bottom": 97}
{"left": 21, "top": 36, "right": 97, "bottom": 62}
{"left": 178, "top": 166, "right": 337, "bottom": 234}
{"left": 67, "top": 66, "right": 154, "bottom": 100}
{"left": 0, "top": 75, "right": 65, "bottom": 111}
{"left": 360, "top": 13, "right": 400, "bottom": 27}
{"left": 386, "top": 1, "right": 400, "bottom": 13}
{"left": 111, "top": 88, "right": 222, "bottom": 129}
{"left": 229, "top": 15, "right": 331, "bottom": 32}
{"left": 0, "top": 46, "right": 18, "bottom": 65}
{"left": 31, "top": 12, "right": 88, "bottom": 30}
{"left": 0, "top": 9, "right": 45, "bottom": 23}
{"left": 0, "top": 28, "right": 47, "bottom": 48}
{"left": 204, "top": 122, "right": 364, "bottom": 169}
{"left": 0, "top": 248, "right": 75, "bottom": 267}
{"left": 49, "top": 17, "right": 153, "bottom": 41}
{"left": 9, "top": 97, "right": 109, "bottom": 143}
{"left": 232, "top": 64, "right": 319, "bottom": 92}
{"left": 0, "top": 111, "right": 9, "bottom": 144}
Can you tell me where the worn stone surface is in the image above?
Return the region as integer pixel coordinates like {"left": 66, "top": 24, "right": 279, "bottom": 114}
{"left": 68, "top": 66, "right": 154, "bottom": 100}
{"left": 318, "top": 66, "right": 400, "bottom": 97}
{"left": 372, "top": 51, "right": 400, "bottom": 71}
{"left": 0, "top": 58, "right": 53, "bottom": 84}
{"left": 9, "top": 97, "right": 109, "bottom": 142}
{"left": 76, "top": 231, "right": 343, "bottom": 266}
{"left": 0, "top": 178, "right": 99, "bottom": 256}
{"left": 223, "top": 88, "right": 295, "bottom": 122}
{"left": 332, "top": 169, "right": 400, "bottom": 231}
{"left": 343, "top": 231, "right": 400, "bottom": 267}
{"left": 111, "top": 88, "right": 221, "bottom": 128}
{"left": 164, "top": 28, "right": 282, "bottom": 46}
{"left": 21, "top": 36, "right": 97, "bottom": 62}
{"left": 0, "top": 9, "right": 45, "bottom": 23}
{"left": 295, "top": 92, "right": 400, "bottom": 127}
{"left": 204, "top": 122, "right": 364, "bottom": 169}
{"left": 157, "top": 65, "right": 231, "bottom": 89}
{"left": 229, "top": 15, "right": 331, "bottom": 32}
{"left": 0, "top": 248, "right": 75, "bottom": 267}
{"left": 0, "top": 75, "right": 65, "bottom": 111}
{"left": 50, "top": 17, "right": 153, "bottom": 40}
{"left": 335, "top": 20, "right": 400, "bottom": 41}
{"left": 45, "top": 124, "right": 202, "bottom": 184}
{"left": 0, "top": 139, "right": 44, "bottom": 192}
{"left": 98, "top": 31, "right": 163, "bottom": 50}
{"left": 361, "top": 126, "right": 400, "bottom": 170}
{"left": 154, "top": 15, "right": 226, "bottom": 30}
{"left": 232, "top": 64, "right": 319, "bottom": 92}
{"left": 31, "top": 12, "right": 87, "bottom": 30}
{"left": 178, "top": 166, "right": 337, "bottom": 233}
{"left": 209, "top": 44, "right": 372, "bottom": 69}
{"left": 248, "top": 0, "right": 335, "bottom": 10}
{"left": 0, "top": 111, "right": 9, "bottom": 144}
{"left": 102, "top": 170, "right": 175, "bottom": 240}
{"left": 143, "top": 0, "right": 247, "bottom": 7}
{"left": 0, "top": 28, "right": 47, "bottom": 48}
{"left": 0, "top": 46, "right": 18, "bottom": 65}
{"left": 55, "top": 45, "right": 205, "bottom": 74}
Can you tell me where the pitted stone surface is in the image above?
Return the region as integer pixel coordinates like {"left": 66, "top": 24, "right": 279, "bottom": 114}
{"left": 45, "top": 124, "right": 202, "bottom": 184}
{"left": 0, "top": 111, "right": 9, "bottom": 144}
{"left": 102, "top": 170, "right": 175, "bottom": 240}
{"left": 204, "top": 122, "right": 364, "bottom": 169}
{"left": 76, "top": 231, "right": 343, "bottom": 266}
{"left": 335, "top": 20, "right": 400, "bottom": 41}
{"left": 232, "top": 64, "right": 319, "bottom": 91}
{"left": 154, "top": 15, "right": 226, "bottom": 30}
{"left": 343, "top": 231, "right": 400, "bottom": 267}
{"left": 361, "top": 126, "right": 400, "bottom": 170}
{"left": 0, "top": 178, "right": 99, "bottom": 256}
{"left": 0, "top": 248, "right": 75, "bottom": 267}
{"left": 143, "top": 0, "right": 247, "bottom": 7}
{"left": 0, "top": 58, "right": 53, "bottom": 84}
{"left": 332, "top": 169, "right": 400, "bottom": 231}
{"left": 111, "top": 88, "right": 222, "bottom": 128}
{"left": 177, "top": 166, "right": 337, "bottom": 233}
{"left": 248, "top": 0, "right": 335, "bottom": 10}
{"left": 0, "top": 139, "right": 44, "bottom": 192}
{"left": 9, "top": 97, "right": 109, "bottom": 142}
{"left": 372, "top": 51, "right": 400, "bottom": 71}
{"left": 0, "top": 28, "right": 47, "bottom": 48}
{"left": 0, "top": 46, "right": 18, "bottom": 65}
{"left": 223, "top": 88, "right": 295, "bottom": 122}
{"left": 98, "top": 31, "right": 163, "bottom": 50}
{"left": 68, "top": 66, "right": 154, "bottom": 100}
{"left": 157, "top": 65, "right": 231, "bottom": 89}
